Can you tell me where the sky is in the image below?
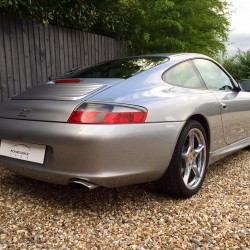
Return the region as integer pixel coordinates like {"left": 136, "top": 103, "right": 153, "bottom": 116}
{"left": 226, "top": 0, "right": 250, "bottom": 56}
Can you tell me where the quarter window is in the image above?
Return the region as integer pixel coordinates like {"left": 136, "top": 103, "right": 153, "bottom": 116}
{"left": 193, "top": 59, "right": 233, "bottom": 90}
{"left": 162, "top": 60, "right": 204, "bottom": 89}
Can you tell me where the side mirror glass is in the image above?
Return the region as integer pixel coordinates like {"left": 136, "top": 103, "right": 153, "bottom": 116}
{"left": 239, "top": 79, "right": 250, "bottom": 91}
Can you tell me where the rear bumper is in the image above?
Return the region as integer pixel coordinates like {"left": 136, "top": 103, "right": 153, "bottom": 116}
{"left": 0, "top": 118, "right": 184, "bottom": 187}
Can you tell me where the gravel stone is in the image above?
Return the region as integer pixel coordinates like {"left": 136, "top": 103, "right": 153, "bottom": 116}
{"left": 0, "top": 150, "right": 250, "bottom": 249}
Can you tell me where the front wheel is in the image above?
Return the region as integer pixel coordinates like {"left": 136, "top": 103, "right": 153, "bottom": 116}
{"left": 155, "top": 120, "right": 208, "bottom": 197}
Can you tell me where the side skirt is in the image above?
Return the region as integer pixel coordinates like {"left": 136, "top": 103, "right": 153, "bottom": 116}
{"left": 209, "top": 137, "right": 250, "bottom": 165}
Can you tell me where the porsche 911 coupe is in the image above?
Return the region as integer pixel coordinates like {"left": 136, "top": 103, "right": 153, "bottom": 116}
{"left": 0, "top": 53, "right": 249, "bottom": 198}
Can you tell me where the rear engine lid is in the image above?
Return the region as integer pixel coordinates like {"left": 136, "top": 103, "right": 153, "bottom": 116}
{"left": 0, "top": 78, "right": 124, "bottom": 122}
{"left": 0, "top": 99, "right": 87, "bottom": 122}
{"left": 11, "top": 78, "right": 123, "bottom": 101}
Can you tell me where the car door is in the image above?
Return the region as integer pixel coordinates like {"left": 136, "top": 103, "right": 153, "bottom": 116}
{"left": 193, "top": 58, "right": 250, "bottom": 145}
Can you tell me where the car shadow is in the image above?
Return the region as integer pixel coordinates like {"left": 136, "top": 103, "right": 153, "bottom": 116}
{"left": 0, "top": 168, "right": 165, "bottom": 211}
{"left": 0, "top": 149, "right": 246, "bottom": 214}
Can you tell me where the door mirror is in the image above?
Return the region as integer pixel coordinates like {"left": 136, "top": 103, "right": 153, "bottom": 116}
{"left": 239, "top": 79, "right": 250, "bottom": 91}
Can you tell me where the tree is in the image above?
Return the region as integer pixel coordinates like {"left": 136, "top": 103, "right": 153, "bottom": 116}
{"left": 222, "top": 49, "right": 250, "bottom": 81}
{"left": 172, "top": 0, "right": 231, "bottom": 57}
{"left": 87, "top": 0, "right": 134, "bottom": 40}
{"left": 0, "top": 0, "right": 232, "bottom": 57}
{"left": 125, "top": 0, "right": 231, "bottom": 57}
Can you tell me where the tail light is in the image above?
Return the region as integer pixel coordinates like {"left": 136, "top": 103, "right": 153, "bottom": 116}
{"left": 54, "top": 79, "right": 81, "bottom": 84}
{"left": 67, "top": 103, "right": 147, "bottom": 124}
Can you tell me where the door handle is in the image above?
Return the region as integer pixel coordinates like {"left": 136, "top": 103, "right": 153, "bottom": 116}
{"left": 220, "top": 102, "right": 227, "bottom": 110}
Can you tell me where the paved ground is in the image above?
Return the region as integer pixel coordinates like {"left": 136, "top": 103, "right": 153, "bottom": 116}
{"left": 0, "top": 150, "right": 249, "bottom": 249}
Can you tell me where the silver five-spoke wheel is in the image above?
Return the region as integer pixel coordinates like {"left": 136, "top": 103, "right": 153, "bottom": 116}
{"left": 181, "top": 128, "right": 206, "bottom": 190}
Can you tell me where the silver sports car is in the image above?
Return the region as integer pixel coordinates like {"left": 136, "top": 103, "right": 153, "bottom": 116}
{"left": 0, "top": 53, "right": 249, "bottom": 198}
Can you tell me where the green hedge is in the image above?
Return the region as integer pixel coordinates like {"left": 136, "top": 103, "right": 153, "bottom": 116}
{"left": 0, "top": 0, "right": 132, "bottom": 40}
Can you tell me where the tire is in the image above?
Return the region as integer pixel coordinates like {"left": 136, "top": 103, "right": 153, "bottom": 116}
{"left": 155, "top": 120, "right": 208, "bottom": 198}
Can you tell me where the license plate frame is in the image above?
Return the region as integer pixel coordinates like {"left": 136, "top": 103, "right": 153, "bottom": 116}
{"left": 0, "top": 139, "right": 46, "bottom": 164}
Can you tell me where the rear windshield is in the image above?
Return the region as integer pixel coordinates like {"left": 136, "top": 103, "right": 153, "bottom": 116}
{"left": 57, "top": 57, "right": 169, "bottom": 79}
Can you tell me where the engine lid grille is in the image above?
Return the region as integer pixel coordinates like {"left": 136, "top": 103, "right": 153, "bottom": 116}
{"left": 11, "top": 84, "right": 107, "bottom": 101}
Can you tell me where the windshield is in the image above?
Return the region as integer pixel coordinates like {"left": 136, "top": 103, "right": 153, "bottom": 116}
{"left": 57, "top": 57, "right": 169, "bottom": 79}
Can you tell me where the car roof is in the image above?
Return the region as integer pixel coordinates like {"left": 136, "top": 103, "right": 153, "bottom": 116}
{"left": 120, "top": 52, "right": 210, "bottom": 60}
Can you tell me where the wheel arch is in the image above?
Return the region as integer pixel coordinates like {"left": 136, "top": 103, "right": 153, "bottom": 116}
{"left": 187, "top": 114, "right": 210, "bottom": 152}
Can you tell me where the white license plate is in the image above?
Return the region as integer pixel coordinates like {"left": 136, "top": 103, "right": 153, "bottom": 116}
{"left": 0, "top": 139, "right": 46, "bottom": 164}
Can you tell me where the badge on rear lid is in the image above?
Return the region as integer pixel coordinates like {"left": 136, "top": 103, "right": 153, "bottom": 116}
{"left": 19, "top": 109, "right": 32, "bottom": 117}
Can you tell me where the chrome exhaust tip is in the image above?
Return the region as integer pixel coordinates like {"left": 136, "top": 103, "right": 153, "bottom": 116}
{"left": 68, "top": 178, "right": 99, "bottom": 190}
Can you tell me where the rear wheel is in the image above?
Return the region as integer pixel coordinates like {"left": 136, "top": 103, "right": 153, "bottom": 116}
{"left": 155, "top": 120, "right": 208, "bottom": 197}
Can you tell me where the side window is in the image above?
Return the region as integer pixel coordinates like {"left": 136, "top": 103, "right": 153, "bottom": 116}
{"left": 193, "top": 59, "right": 233, "bottom": 90}
{"left": 162, "top": 61, "right": 204, "bottom": 89}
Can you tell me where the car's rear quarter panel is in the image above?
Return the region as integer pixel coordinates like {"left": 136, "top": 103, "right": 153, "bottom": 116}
{"left": 87, "top": 60, "right": 227, "bottom": 152}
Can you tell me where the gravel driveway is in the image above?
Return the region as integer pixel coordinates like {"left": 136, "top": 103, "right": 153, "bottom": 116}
{"left": 0, "top": 150, "right": 249, "bottom": 249}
